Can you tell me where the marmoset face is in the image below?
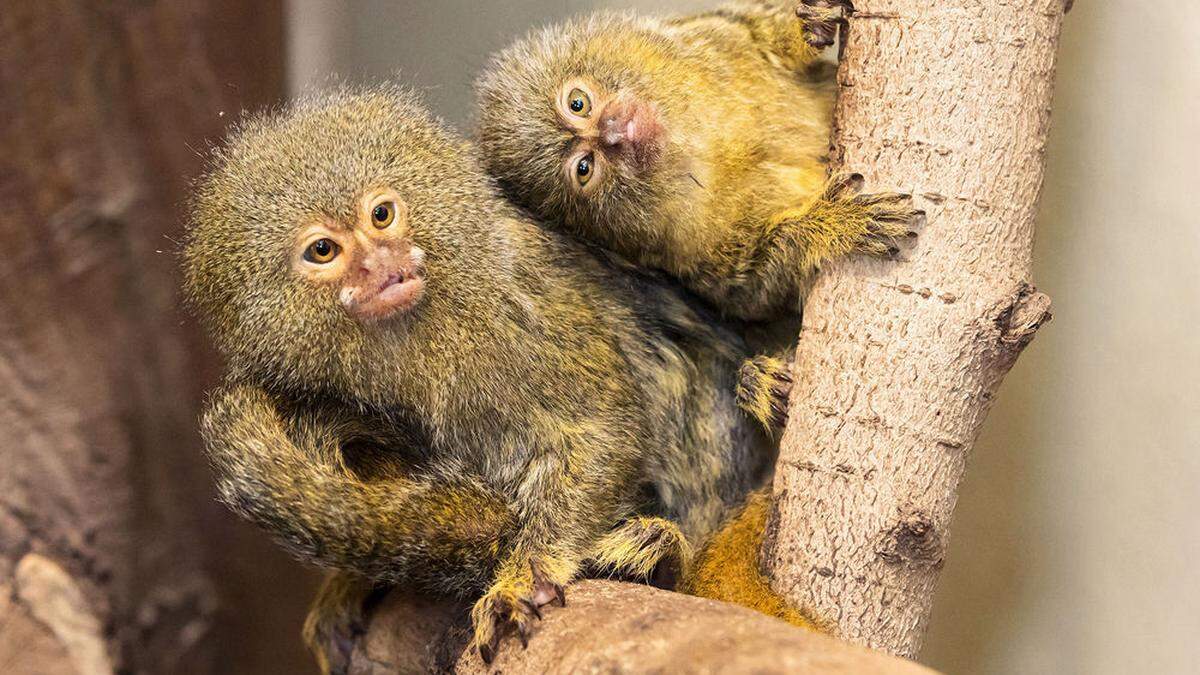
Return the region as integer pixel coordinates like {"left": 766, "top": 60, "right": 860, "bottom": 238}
{"left": 475, "top": 17, "right": 687, "bottom": 235}
{"left": 184, "top": 87, "right": 510, "bottom": 392}
{"left": 551, "top": 78, "right": 665, "bottom": 199}
{"left": 291, "top": 187, "right": 426, "bottom": 323}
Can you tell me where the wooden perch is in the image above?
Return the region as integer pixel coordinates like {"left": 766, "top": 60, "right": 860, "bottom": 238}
{"left": 347, "top": 581, "right": 935, "bottom": 673}
{"left": 763, "top": 0, "right": 1065, "bottom": 658}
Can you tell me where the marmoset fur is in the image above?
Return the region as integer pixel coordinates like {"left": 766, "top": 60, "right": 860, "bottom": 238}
{"left": 184, "top": 86, "right": 790, "bottom": 664}
{"left": 475, "top": 0, "right": 919, "bottom": 325}
{"left": 202, "top": 384, "right": 694, "bottom": 672}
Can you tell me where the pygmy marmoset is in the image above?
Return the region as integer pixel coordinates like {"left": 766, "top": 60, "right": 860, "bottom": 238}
{"left": 184, "top": 86, "right": 781, "bottom": 664}
{"left": 476, "top": 0, "right": 919, "bottom": 323}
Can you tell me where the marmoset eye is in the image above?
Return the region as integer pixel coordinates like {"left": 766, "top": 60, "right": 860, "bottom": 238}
{"left": 372, "top": 202, "right": 395, "bottom": 228}
{"left": 304, "top": 238, "right": 340, "bottom": 264}
{"left": 575, "top": 154, "right": 594, "bottom": 186}
{"left": 567, "top": 88, "right": 592, "bottom": 116}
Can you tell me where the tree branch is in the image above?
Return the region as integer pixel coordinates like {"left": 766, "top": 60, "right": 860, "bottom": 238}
{"left": 348, "top": 581, "right": 936, "bottom": 673}
{"left": 763, "top": 0, "right": 1065, "bottom": 657}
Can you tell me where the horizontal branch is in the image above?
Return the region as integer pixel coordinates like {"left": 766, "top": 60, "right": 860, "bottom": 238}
{"left": 347, "top": 581, "right": 938, "bottom": 674}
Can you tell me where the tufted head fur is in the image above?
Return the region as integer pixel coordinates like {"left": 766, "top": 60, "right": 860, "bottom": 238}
{"left": 183, "top": 86, "right": 525, "bottom": 407}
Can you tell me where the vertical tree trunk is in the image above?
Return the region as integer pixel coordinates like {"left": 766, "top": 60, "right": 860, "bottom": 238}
{"left": 762, "top": 0, "right": 1063, "bottom": 658}
{"left": 0, "top": 2, "right": 291, "bottom": 673}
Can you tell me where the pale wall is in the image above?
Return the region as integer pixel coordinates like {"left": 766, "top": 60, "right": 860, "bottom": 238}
{"left": 287, "top": 2, "right": 1200, "bottom": 673}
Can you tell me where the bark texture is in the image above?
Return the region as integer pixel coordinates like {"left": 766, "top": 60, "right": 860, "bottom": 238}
{"left": 0, "top": 3, "right": 310, "bottom": 673}
{"left": 349, "top": 581, "right": 937, "bottom": 674}
{"left": 762, "top": 0, "right": 1063, "bottom": 657}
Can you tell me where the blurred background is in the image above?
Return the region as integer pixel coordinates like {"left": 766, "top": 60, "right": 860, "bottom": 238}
{"left": 2, "top": 1, "right": 1195, "bottom": 673}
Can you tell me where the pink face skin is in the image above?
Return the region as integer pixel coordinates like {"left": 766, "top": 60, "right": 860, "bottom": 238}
{"left": 292, "top": 188, "right": 426, "bottom": 322}
{"left": 555, "top": 79, "right": 665, "bottom": 196}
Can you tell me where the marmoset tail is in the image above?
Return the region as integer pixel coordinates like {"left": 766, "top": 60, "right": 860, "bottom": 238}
{"left": 476, "top": 0, "right": 920, "bottom": 322}
{"left": 681, "top": 489, "right": 816, "bottom": 629}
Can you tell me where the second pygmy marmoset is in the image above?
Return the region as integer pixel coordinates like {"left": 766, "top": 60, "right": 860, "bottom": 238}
{"left": 475, "top": 0, "right": 920, "bottom": 322}
{"left": 184, "top": 86, "right": 775, "bottom": 662}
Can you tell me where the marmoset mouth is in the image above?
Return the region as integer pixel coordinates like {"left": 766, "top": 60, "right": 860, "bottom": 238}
{"left": 341, "top": 246, "right": 428, "bottom": 322}
{"left": 348, "top": 272, "right": 425, "bottom": 321}
{"left": 379, "top": 271, "right": 409, "bottom": 292}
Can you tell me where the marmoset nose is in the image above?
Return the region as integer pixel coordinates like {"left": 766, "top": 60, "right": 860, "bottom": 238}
{"left": 595, "top": 99, "right": 663, "bottom": 173}
{"left": 600, "top": 109, "right": 633, "bottom": 148}
{"left": 358, "top": 240, "right": 421, "bottom": 273}
{"left": 598, "top": 99, "right": 662, "bottom": 155}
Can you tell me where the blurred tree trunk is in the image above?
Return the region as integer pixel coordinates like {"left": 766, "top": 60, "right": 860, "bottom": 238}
{"left": 0, "top": 2, "right": 317, "bottom": 674}
{"left": 763, "top": 0, "right": 1064, "bottom": 658}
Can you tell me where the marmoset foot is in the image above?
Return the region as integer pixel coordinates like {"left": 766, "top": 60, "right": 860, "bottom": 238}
{"left": 472, "top": 559, "right": 566, "bottom": 663}
{"left": 737, "top": 355, "right": 795, "bottom": 432}
{"left": 589, "top": 516, "right": 692, "bottom": 587}
{"left": 797, "top": 0, "right": 855, "bottom": 49}
{"left": 822, "top": 173, "right": 923, "bottom": 260}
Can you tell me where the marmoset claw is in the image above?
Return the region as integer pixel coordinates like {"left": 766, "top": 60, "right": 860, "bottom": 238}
{"left": 472, "top": 559, "right": 567, "bottom": 663}
{"left": 737, "top": 355, "right": 795, "bottom": 432}
{"left": 798, "top": 0, "right": 854, "bottom": 49}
